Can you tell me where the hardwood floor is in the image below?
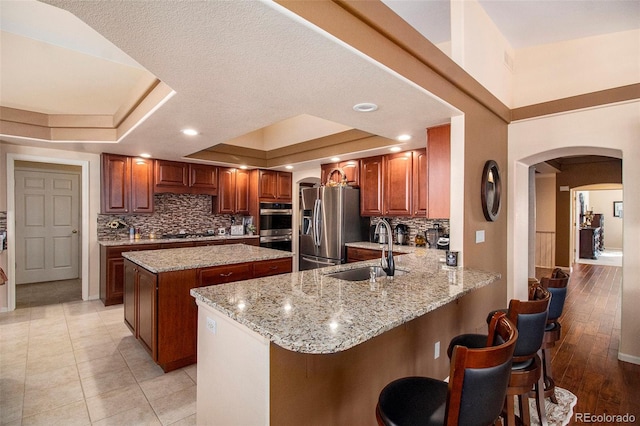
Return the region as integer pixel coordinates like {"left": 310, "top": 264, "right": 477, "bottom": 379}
{"left": 537, "top": 263, "right": 640, "bottom": 422}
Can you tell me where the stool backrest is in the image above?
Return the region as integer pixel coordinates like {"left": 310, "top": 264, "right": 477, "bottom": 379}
{"left": 446, "top": 313, "right": 517, "bottom": 426}
{"left": 540, "top": 268, "right": 569, "bottom": 323}
{"left": 508, "top": 286, "right": 550, "bottom": 362}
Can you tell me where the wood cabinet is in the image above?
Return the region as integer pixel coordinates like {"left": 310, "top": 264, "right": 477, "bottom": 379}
{"left": 101, "top": 239, "right": 258, "bottom": 306}
{"left": 218, "top": 168, "right": 250, "bottom": 214}
{"left": 154, "top": 160, "right": 218, "bottom": 195}
{"left": 321, "top": 160, "right": 360, "bottom": 187}
{"left": 426, "top": 124, "right": 450, "bottom": 219}
{"left": 579, "top": 227, "right": 601, "bottom": 259}
{"left": 412, "top": 149, "right": 428, "bottom": 217}
{"left": 346, "top": 246, "right": 406, "bottom": 263}
{"left": 101, "top": 153, "right": 154, "bottom": 214}
{"left": 360, "top": 156, "right": 384, "bottom": 216}
{"left": 124, "top": 255, "right": 292, "bottom": 372}
{"left": 101, "top": 243, "right": 161, "bottom": 306}
{"left": 259, "top": 170, "right": 292, "bottom": 202}
{"left": 385, "top": 152, "right": 413, "bottom": 216}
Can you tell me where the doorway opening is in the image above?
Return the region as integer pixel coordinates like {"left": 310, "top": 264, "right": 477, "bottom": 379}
{"left": 6, "top": 153, "right": 90, "bottom": 311}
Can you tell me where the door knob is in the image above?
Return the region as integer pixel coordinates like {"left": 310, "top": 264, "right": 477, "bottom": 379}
{"left": 72, "top": 229, "right": 78, "bottom": 234}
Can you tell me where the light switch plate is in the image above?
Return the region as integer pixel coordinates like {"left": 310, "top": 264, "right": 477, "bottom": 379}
{"left": 476, "top": 230, "right": 485, "bottom": 243}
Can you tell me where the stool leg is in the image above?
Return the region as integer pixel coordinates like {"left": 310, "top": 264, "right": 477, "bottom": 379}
{"left": 505, "top": 395, "right": 516, "bottom": 426}
{"left": 519, "top": 394, "right": 531, "bottom": 426}
{"left": 536, "top": 371, "right": 548, "bottom": 426}
{"left": 542, "top": 347, "right": 558, "bottom": 404}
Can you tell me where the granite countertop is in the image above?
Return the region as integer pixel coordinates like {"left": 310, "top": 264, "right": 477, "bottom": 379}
{"left": 122, "top": 244, "right": 293, "bottom": 273}
{"left": 98, "top": 234, "right": 258, "bottom": 247}
{"left": 191, "top": 247, "right": 500, "bottom": 355}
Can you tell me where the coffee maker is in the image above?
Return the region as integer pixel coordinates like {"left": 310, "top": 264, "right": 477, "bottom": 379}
{"left": 395, "top": 224, "right": 409, "bottom": 245}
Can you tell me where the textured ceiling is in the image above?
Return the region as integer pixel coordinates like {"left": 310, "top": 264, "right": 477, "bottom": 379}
{"left": 1, "top": 0, "right": 638, "bottom": 170}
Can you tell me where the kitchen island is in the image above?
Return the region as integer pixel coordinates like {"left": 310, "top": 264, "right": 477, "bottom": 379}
{"left": 191, "top": 247, "right": 500, "bottom": 425}
{"left": 122, "top": 244, "right": 292, "bottom": 372}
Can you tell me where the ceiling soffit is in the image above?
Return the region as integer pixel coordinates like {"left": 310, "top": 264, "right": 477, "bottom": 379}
{"left": 188, "top": 129, "right": 400, "bottom": 168}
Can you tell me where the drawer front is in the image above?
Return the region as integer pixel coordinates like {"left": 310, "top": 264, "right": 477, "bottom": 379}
{"left": 198, "top": 263, "right": 253, "bottom": 286}
{"left": 253, "top": 258, "right": 292, "bottom": 278}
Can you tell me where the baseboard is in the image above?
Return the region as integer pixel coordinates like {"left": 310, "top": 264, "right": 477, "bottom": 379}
{"left": 618, "top": 352, "right": 640, "bottom": 365}
{"left": 0, "top": 307, "right": 8, "bottom": 313}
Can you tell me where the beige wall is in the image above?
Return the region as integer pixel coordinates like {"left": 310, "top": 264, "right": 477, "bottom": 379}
{"left": 586, "top": 189, "right": 624, "bottom": 250}
{"left": 535, "top": 174, "right": 556, "bottom": 232}
{"left": 514, "top": 29, "right": 640, "bottom": 107}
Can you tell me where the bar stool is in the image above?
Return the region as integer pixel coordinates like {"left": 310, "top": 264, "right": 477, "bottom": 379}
{"left": 448, "top": 285, "right": 551, "bottom": 426}
{"left": 376, "top": 312, "right": 517, "bottom": 426}
{"left": 538, "top": 268, "right": 569, "bottom": 403}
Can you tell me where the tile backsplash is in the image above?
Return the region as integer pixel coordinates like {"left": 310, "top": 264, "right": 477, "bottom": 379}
{"left": 371, "top": 216, "right": 450, "bottom": 246}
{"left": 98, "top": 194, "right": 240, "bottom": 240}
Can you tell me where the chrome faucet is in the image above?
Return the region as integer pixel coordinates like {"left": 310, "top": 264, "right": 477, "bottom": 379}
{"left": 375, "top": 219, "right": 395, "bottom": 277}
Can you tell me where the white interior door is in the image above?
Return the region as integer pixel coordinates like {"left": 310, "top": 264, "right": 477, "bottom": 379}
{"left": 15, "top": 169, "right": 80, "bottom": 284}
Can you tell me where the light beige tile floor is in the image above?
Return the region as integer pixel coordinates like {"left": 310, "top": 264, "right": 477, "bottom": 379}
{"left": 0, "top": 300, "right": 197, "bottom": 425}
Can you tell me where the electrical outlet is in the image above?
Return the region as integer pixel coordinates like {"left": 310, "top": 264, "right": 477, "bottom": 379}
{"left": 206, "top": 317, "right": 216, "bottom": 334}
{"left": 434, "top": 341, "right": 440, "bottom": 359}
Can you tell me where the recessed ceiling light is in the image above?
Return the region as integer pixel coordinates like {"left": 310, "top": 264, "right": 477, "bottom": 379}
{"left": 353, "top": 102, "right": 378, "bottom": 112}
{"left": 390, "top": 147, "right": 402, "bottom": 152}
{"left": 181, "top": 128, "right": 199, "bottom": 136}
{"left": 330, "top": 157, "right": 340, "bottom": 162}
{"left": 139, "top": 153, "right": 151, "bottom": 158}
{"left": 397, "top": 134, "right": 411, "bottom": 141}
{"left": 285, "top": 165, "right": 293, "bottom": 170}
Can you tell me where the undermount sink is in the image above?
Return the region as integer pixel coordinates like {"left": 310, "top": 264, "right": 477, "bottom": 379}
{"left": 325, "top": 266, "right": 408, "bottom": 282}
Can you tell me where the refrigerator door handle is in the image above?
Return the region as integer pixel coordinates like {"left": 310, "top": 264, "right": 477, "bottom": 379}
{"left": 313, "top": 199, "right": 322, "bottom": 247}
{"left": 301, "top": 256, "right": 338, "bottom": 267}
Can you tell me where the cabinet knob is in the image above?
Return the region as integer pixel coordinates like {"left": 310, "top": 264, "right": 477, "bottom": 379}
{"left": 220, "top": 272, "right": 233, "bottom": 277}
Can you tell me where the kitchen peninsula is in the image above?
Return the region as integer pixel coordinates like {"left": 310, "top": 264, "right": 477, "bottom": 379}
{"left": 122, "top": 244, "right": 292, "bottom": 372}
{"left": 190, "top": 247, "right": 500, "bottom": 425}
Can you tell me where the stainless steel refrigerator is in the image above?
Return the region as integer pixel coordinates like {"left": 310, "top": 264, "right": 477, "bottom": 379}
{"left": 299, "top": 186, "right": 368, "bottom": 270}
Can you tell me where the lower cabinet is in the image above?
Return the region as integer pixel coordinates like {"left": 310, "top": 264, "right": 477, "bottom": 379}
{"left": 101, "top": 238, "right": 260, "bottom": 306}
{"left": 124, "top": 256, "right": 292, "bottom": 372}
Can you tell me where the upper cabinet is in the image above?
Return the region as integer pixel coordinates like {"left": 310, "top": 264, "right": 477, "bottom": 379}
{"left": 320, "top": 160, "right": 360, "bottom": 187}
{"left": 426, "top": 124, "right": 451, "bottom": 219}
{"left": 218, "top": 168, "right": 250, "bottom": 214}
{"left": 155, "top": 160, "right": 218, "bottom": 195}
{"left": 384, "top": 151, "right": 413, "bottom": 216}
{"left": 360, "top": 156, "right": 384, "bottom": 216}
{"left": 259, "top": 170, "right": 292, "bottom": 202}
{"left": 101, "top": 153, "right": 154, "bottom": 214}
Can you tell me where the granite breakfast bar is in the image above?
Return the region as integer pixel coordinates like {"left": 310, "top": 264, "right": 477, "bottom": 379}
{"left": 121, "top": 244, "right": 293, "bottom": 372}
{"left": 190, "top": 247, "right": 500, "bottom": 425}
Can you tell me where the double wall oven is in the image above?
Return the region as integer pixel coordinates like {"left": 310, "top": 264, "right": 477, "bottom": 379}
{"left": 259, "top": 202, "right": 292, "bottom": 251}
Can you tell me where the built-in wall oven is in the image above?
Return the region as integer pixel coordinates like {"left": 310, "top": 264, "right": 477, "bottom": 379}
{"left": 259, "top": 202, "right": 293, "bottom": 251}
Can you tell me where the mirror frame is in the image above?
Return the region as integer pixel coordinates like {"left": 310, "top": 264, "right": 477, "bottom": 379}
{"left": 481, "top": 160, "right": 501, "bottom": 221}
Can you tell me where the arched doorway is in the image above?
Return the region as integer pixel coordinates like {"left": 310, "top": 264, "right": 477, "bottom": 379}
{"left": 508, "top": 100, "right": 639, "bottom": 364}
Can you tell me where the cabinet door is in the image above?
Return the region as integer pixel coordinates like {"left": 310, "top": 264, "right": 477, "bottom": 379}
{"left": 276, "top": 172, "right": 292, "bottom": 201}
{"left": 259, "top": 170, "right": 278, "bottom": 200}
{"left": 235, "top": 169, "right": 250, "bottom": 214}
{"left": 189, "top": 164, "right": 218, "bottom": 195}
{"left": 123, "top": 261, "right": 136, "bottom": 333}
{"left": 385, "top": 152, "right": 412, "bottom": 216}
{"left": 101, "top": 154, "right": 130, "bottom": 214}
{"left": 130, "top": 158, "right": 154, "bottom": 213}
{"left": 106, "top": 258, "right": 125, "bottom": 305}
{"left": 253, "top": 258, "right": 292, "bottom": 277}
{"left": 154, "top": 160, "right": 189, "bottom": 193}
{"left": 360, "top": 156, "right": 384, "bottom": 216}
{"left": 137, "top": 267, "right": 158, "bottom": 359}
{"left": 412, "top": 149, "right": 428, "bottom": 217}
{"left": 218, "top": 168, "right": 236, "bottom": 214}
{"left": 198, "top": 263, "right": 253, "bottom": 286}
{"left": 321, "top": 161, "right": 360, "bottom": 187}
{"left": 346, "top": 247, "right": 380, "bottom": 262}
{"left": 427, "top": 124, "right": 450, "bottom": 219}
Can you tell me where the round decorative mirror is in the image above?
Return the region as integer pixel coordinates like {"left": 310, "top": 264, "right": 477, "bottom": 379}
{"left": 481, "top": 160, "right": 501, "bottom": 221}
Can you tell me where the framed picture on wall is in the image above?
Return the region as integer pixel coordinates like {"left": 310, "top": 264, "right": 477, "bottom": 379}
{"left": 613, "top": 201, "right": 623, "bottom": 218}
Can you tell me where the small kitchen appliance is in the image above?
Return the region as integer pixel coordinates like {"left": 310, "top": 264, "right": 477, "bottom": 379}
{"left": 437, "top": 234, "right": 450, "bottom": 250}
{"left": 395, "top": 224, "right": 409, "bottom": 245}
